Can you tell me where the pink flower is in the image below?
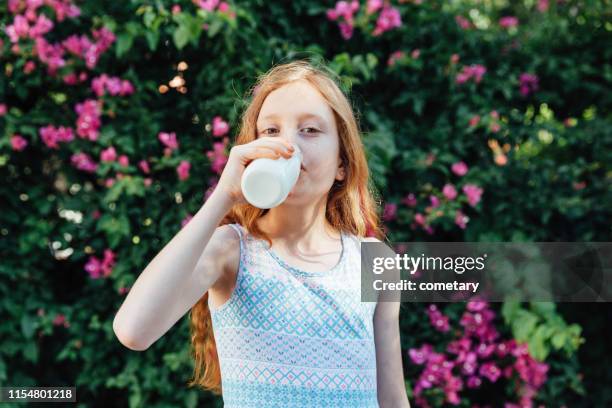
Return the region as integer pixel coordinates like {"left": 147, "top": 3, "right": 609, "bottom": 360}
{"left": 212, "top": 115, "right": 229, "bottom": 137}
{"left": 429, "top": 195, "right": 440, "bottom": 208}
{"left": 366, "top": 0, "right": 383, "bottom": 15}
{"left": 118, "top": 155, "right": 129, "bottom": 167}
{"left": 177, "top": 160, "right": 191, "bottom": 181}
{"left": 462, "top": 184, "right": 483, "bottom": 207}
{"left": 499, "top": 16, "right": 519, "bottom": 29}
{"left": 74, "top": 99, "right": 102, "bottom": 141}
{"left": 537, "top": 0, "right": 549, "bottom": 12}
{"left": 455, "top": 210, "right": 469, "bottom": 229}
{"left": 451, "top": 161, "right": 468, "bottom": 176}
{"left": 456, "top": 64, "right": 487, "bottom": 85}
{"left": 519, "top": 73, "right": 539, "bottom": 96}
{"left": 172, "top": 4, "right": 181, "bottom": 14}
{"left": 469, "top": 115, "right": 480, "bottom": 127}
{"left": 23, "top": 60, "right": 36, "bottom": 73}
{"left": 450, "top": 53, "right": 460, "bottom": 64}
{"left": 408, "top": 344, "right": 433, "bottom": 365}
{"left": 138, "top": 159, "right": 150, "bottom": 174}
{"left": 0, "top": 104, "right": 6, "bottom": 116}
{"left": 372, "top": 5, "right": 402, "bottom": 36}
{"left": 402, "top": 193, "right": 417, "bottom": 207}
{"left": 11, "top": 134, "right": 28, "bottom": 151}
{"left": 158, "top": 131, "right": 179, "bottom": 150}
{"left": 206, "top": 138, "right": 229, "bottom": 174}
{"left": 414, "top": 213, "right": 426, "bottom": 226}
{"left": 34, "top": 37, "right": 66, "bottom": 74}
{"left": 455, "top": 15, "right": 472, "bottom": 30}
{"left": 70, "top": 152, "right": 98, "bottom": 173}
{"left": 53, "top": 314, "right": 69, "bottom": 328}
{"left": 489, "top": 122, "right": 501, "bottom": 133}
{"left": 382, "top": 203, "right": 397, "bottom": 221}
{"left": 29, "top": 13, "right": 54, "bottom": 38}
{"left": 427, "top": 304, "right": 450, "bottom": 332}
{"left": 100, "top": 146, "right": 117, "bottom": 162}
{"left": 193, "top": 0, "right": 220, "bottom": 12}
{"left": 442, "top": 184, "right": 457, "bottom": 200}
{"left": 480, "top": 362, "right": 502, "bottom": 382}
{"left": 91, "top": 74, "right": 134, "bottom": 97}
{"left": 85, "top": 249, "right": 116, "bottom": 279}
{"left": 387, "top": 50, "right": 405, "bottom": 67}
{"left": 39, "top": 125, "right": 74, "bottom": 149}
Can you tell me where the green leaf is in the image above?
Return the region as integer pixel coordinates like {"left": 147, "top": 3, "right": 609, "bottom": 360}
{"left": 207, "top": 19, "right": 223, "bottom": 38}
{"left": 21, "top": 314, "right": 37, "bottom": 339}
{"left": 513, "top": 309, "right": 539, "bottom": 342}
{"left": 145, "top": 30, "right": 159, "bottom": 51}
{"left": 23, "top": 341, "right": 39, "bottom": 363}
{"left": 173, "top": 25, "right": 190, "bottom": 49}
{"left": 116, "top": 33, "right": 134, "bottom": 57}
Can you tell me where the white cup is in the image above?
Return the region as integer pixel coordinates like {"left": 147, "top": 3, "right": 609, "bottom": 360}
{"left": 241, "top": 143, "right": 303, "bottom": 209}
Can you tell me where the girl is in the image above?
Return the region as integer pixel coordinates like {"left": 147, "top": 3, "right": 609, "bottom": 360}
{"left": 113, "top": 59, "right": 410, "bottom": 407}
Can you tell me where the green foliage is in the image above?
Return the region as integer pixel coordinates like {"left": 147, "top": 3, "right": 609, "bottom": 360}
{"left": 1, "top": 0, "right": 610, "bottom": 406}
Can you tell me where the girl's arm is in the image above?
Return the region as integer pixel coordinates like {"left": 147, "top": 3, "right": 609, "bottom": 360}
{"left": 367, "top": 238, "right": 411, "bottom": 408}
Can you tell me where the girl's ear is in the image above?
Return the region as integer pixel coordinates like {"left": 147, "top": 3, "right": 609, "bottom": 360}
{"left": 335, "top": 161, "right": 346, "bottom": 181}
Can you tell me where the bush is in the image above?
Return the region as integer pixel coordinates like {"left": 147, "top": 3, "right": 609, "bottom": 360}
{"left": 1, "top": 0, "right": 609, "bottom": 406}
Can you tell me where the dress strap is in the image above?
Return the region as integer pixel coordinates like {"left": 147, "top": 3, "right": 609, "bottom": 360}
{"left": 227, "top": 223, "right": 246, "bottom": 265}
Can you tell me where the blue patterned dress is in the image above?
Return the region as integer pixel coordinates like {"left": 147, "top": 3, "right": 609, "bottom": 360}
{"left": 208, "top": 223, "right": 379, "bottom": 407}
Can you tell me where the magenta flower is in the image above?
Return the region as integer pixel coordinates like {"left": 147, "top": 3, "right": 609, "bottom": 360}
{"left": 414, "top": 213, "right": 426, "bottom": 226}
{"left": 100, "top": 146, "right": 117, "bottom": 162}
{"left": 326, "top": 1, "right": 360, "bottom": 39}
{"left": 519, "top": 73, "right": 539, "bottom": 96}
{"left": 456, "top": 64, "right": 487, "bottom": 85}
{"left": 206, "top": 138, "right": 229, "bottom": 174}
{"left": 455, "top": 15, "right": 472, "bottom": 30}
{"left": 402, "top": 193, "right": 417, "bottom": 207}
{"left": 499, "top": 16, "right": 519, "bottom": 29}
{"left": 408, "top": 344, "right": 433, "bottom": 365}
{"left": 34, "top": 37, "right": 66, "bottom": 74}
{"left": 387, "top": 50, "right": 405, "bottom": 67}
{"left": 177, "top": 160, "right": 191, "bottom": 181}
{"left": 443, "top": 184, "right": 458, "bottom": 200}
{"left": 537, "top": 0, "right": 550, "bottom": 12}
{"left": 74, "top": 99, "right": 102, "bottom": 141}
{"left": 138, "top": 159, "right": 150, "bottom": 174}
{"left": 39, "top": 125, "right": 74, "bottom": 149}
{"left": 480, "top": 362, "right": 502, "bottom": 382}
{"left": 429, "top": 195, "right": 441, "bottom": 208}
{"left": 462, "top": 184, "right": 483, "bottom": 207}
{"left": 427, "top": 304, "right": 450, "bottom": 332}
{"left": 212, "top": 115, "right": 229, "bottom": 137}
{"left": 451, "top": 161, "right": 469, "bottom": 176}
{"left": 118, "top": 155, "right": 129, "bottom": 167}
{"left": 70, "top": 152, "right": 98, "bottom": 173}
{"left": 0, "top": 104, "right": 6, "bottom": 116}
{"left": 92, "top": 74, "right": 134, "bottom": 97}
{"left": 11, "top": 134, "right": 28, "bottom": 151}
{"left": 366, "top": 0, "right": 383, "bottom": 15}
{"left": 469, "top": 115, "right": 480, "bottom": 127}
{"left": 85, "top": 248, "right": 116, "bottom": 279}
{"left": 382, "top": 203, "right": 397, "bottom": 221}
{"left": 193, "top": 0, "right": 220, "bottom": 12}
{"left": 158, "top": 131, "right": 179, "bottom": 151}
{"left": 52, "top": 314, "right": 69, "bottom": 328}
{"left": 372, "top": 5, "right": 402, "bottom": 36}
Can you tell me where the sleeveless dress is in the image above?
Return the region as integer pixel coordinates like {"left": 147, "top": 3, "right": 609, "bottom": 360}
{"left": 208, "top": 223, "right": 379, "bottom": 407}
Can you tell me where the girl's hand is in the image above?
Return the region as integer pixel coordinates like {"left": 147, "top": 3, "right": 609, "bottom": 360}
{"left": 215, "top": 136, "right": 296, "bottom": 205}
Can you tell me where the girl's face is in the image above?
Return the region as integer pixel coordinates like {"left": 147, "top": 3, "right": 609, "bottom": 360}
{"left": 255, "top": 80, "right": 345, "bottom": 204}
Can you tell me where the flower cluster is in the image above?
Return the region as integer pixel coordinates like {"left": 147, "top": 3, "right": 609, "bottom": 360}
{"left": 39, "top": 125, "right": 74, "bottom": 149}
{"left": 456, "top": 64, "right": 487, "bottom": 85}
{"left": 409, "top": 301, "right": 549, "bottom": 407}
{"left": 326, "top": 0, "right": 402, "bottom": 40}
{"left": 84, "top": 249, "right": 116, "bottom": 279}
{"left": 91, "top": 74, "right": 135, "bottom": 97}
{"left": 519, "top": 73, "right": 539, "bottom": 97}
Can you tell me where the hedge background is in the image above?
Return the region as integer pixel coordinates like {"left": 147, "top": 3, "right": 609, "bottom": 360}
{"left": 1, "top": 0, "right": 610, "bottom": 406}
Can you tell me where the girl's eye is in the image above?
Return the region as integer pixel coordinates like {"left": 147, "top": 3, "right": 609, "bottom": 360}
{"left": 261, "top": 128, "right": 320, "bottom": 135}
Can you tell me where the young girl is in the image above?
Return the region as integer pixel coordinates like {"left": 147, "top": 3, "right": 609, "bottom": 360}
{"left": 113, "top": 59, "right": 410, "bottom": 407}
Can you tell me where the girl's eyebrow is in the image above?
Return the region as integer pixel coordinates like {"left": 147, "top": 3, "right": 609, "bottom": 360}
{"left": 260, "top": 112, "right": 327, "bottom": 123}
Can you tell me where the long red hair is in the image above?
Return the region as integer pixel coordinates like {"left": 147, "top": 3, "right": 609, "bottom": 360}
{"left": 187, "top": 59, "right": 385, "bottom": 395}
